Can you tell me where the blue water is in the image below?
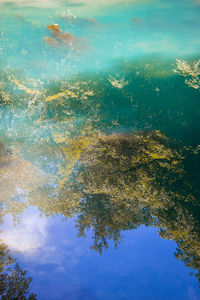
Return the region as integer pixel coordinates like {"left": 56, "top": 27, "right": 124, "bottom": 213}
{"left": 0, "top": 0, "right": 200, "bottom": 299}
{"left": 1, "top": 208, "right": 200, "bottom": 300}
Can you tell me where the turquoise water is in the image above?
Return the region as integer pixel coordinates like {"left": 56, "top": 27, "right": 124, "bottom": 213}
{"left": 0, "top": 0, "right": 200, "bottom": 299}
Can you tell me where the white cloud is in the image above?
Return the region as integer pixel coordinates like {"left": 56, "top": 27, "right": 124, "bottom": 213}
{"left": 0, "top": 210, "right": 47, "bottom": 255}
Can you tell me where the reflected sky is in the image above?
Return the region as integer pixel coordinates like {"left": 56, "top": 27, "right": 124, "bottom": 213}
{"left": 1, "top": 208, "right": 200, "bottom": 300}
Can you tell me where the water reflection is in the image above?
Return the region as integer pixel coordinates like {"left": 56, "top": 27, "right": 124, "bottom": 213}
{"left": 0, "top": 240, "right": 36, "bottom": 299}
{"left": 47, "top": 131, "right": 200, "bottom": 284}
{"left": 1, "top": 0, "right": 200, "bottom": 298}
{"left": 1, "top": 127, "right": 200, "bottom": 284}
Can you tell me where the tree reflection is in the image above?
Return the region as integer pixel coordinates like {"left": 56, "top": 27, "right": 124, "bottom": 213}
{"left": 0, "top": 61, "right": 200, "bottom": 284}
{"left": 76, "top": 193, "right": 152, "bottom": 253}
{"left": 0, "top": 241, "right": 36, "bottom": 299}
{"left": 1, "top": 128, "right": 199, "bottom": 283}
{"left": 58, "top": 130, "right": 200, "bottom": 281}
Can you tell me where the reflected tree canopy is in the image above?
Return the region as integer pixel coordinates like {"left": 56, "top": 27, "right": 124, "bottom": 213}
{"left": 0, "top": 57, "right": 200, "bottom": 285}
{"left": 30, "top": 129, "right": 200, "bottom": 283}
{"left": 0, "top": 241, "right": 36, "bottom": 299}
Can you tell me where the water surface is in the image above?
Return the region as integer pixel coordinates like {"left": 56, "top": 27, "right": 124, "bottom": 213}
{"left": 0, "top": 0, "right": 200, "bottom": 299}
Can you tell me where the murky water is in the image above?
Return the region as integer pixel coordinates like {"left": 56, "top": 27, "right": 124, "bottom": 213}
{"left": 0, "top": 0, "right": 200, "bottom": 299}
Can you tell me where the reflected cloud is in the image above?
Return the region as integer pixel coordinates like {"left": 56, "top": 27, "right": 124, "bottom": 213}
{"left": 0, "top": 208, "right": 90, "bottom": 273}
{"left": 34, "top": 230, "right": 89, "bottom": 270}
{"left": 0, "top": 210, "right": 47, "bottom": 255}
